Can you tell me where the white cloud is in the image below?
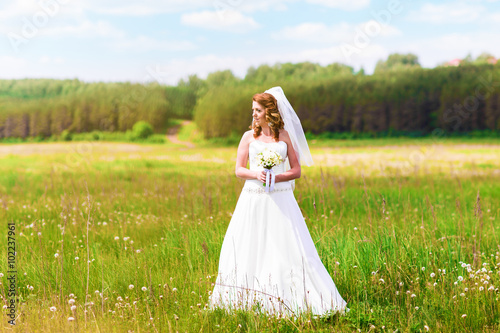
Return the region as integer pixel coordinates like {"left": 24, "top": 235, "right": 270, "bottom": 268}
{"left": 273, "top": 21, "right": 401, "bottom": 43}
{"left": 76, "top": 0, "right": 293, "bottom": 16}
{"left": 181, "top": 10, "right": 260, "bottom": 32}
{"left": 399, "top": 31, "right": 500, "bottom": 69}
{"left": 40, "top": 20, "right": 125, "bottom": 38}
{"left": 38, "top": 56, "right": 65, "bottom": 64}
{"left": 0, "top": 56, "right": 29, "bottom": 78}
{"left": 111, "top": 36, "right": 196, "bottom": 52}
{"left": 306, "top": 0, "right": 370, "bottom": 11}
{"left": 408, "top": 2, "right": 486, "bottom": 23}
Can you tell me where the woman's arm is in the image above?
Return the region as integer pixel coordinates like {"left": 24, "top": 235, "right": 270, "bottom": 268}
{"left": 275, "top": 130, "right": 301, "bottom": 183}
{"left": 235, "top": 131, "right": 260, "bottom": 180}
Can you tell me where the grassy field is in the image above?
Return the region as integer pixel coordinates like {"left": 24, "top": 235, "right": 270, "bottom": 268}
{"left": 0, "top": 138, "right": 500, "bottom": 332}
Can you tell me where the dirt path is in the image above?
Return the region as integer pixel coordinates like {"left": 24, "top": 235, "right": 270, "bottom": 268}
{"left": 166, "top": 120, "right": 195, "bottom": 148}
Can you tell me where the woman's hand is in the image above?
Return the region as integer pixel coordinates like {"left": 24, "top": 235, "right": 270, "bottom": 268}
{"left": 255, "top": 170, "right": 267, "bottom": 183}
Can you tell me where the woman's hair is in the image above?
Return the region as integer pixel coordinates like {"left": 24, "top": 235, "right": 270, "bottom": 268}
{"left": 251, "top": 92, "right": 284, "bottom": 141}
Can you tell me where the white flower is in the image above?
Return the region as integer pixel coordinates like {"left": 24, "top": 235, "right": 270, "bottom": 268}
{"left": 172, "top": 288, "right": 177, "bottom": 292}
{"left": 50, "top": 306, "right": 57, "bottom": 312}
{"left": 415, "top": 306, "right": 419, "bottom": 310}
{"left": 460, "top": 293, "right": 465, "bottom": 297}
{"left": 68, "top": 299, "right": 75, "bottom": 305}
{"left": 421, "top": 267, "right": 425, "bottom": 271}
{"left": 379, "top": 278, "right": 385, "bottom": 284}
{"left": 114, "top": 236, "right": 119, "bottom": 241}
{"left": 411, "top": 294, "right": 416, "bottom": 298}
{"left": 129, "top": 285, "right": 134, "bottom": 290}
{"left": 433, "top": 282, "right": 437, "bottom": 286}
{"left": 117, "top": 296, "right": 123, "bottom": 302}
{"left": 142, "top": 287, "right": 147, "bottom": 292}
{"left": 68, "top": 317, "right": 75, "bottom": 321}
{"left": 71, "top": 305, "right": 76, "bottom": 311}
{"left": 458, "top": 276, "right": 464, "bottom": 281}
{"left": 479, "top": 286, "right": 484, "bottom": 291}
{"left": 54, "top": 253, "right": 59, "bottom": 258}
{"left": 462, "top": 314, "right": 467, "bottom": 318}
{"left": 424, "top": 325, "right": 429, "bottom": 331}
{"left": 430, "top": 273, "right": 435, "bottom": 278}
{"left": 75, "top": 257, "right": 79, "bottom": 261}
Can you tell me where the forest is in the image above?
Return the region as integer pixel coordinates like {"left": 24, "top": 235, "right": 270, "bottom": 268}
{"left": 0, "top": 53, "right": 498, "bottom": 139}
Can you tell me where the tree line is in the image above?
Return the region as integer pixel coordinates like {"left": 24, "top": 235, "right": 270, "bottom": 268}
{"left": 0, "top": 53, "right": 499, "bottom": 139}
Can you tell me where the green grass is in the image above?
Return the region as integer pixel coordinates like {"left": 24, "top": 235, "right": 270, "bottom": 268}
{"left": 0, "top": 140, "right": 499, "bottom": 332}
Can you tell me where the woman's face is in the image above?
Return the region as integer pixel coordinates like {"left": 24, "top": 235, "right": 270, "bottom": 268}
{"left": 252, "top": 101, "right": 267, "bottom": 127}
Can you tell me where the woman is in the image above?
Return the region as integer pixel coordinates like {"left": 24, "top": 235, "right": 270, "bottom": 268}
{"left": 209, "top": 87, "right": 347, "bottom": 316}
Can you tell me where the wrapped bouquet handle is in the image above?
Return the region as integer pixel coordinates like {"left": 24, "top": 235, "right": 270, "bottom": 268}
{"left": 264, "top": 168, "right": 276, "bottom": 193}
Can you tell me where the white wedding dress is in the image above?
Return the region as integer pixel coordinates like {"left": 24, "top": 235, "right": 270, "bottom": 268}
{"left": 209, "top": 139, "right": 347, "bottom": 316}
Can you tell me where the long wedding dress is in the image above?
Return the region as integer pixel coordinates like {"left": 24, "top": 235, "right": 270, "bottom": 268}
{"left": 209, "top": 139, "right": 347, "bottom": 316}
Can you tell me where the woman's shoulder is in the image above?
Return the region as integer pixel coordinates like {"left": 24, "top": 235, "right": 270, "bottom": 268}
{"left": 239, "top": 130, "right": 254, "bottom": 145}
{"left": 278, "top": 129, "right": 290, "bottom": 140}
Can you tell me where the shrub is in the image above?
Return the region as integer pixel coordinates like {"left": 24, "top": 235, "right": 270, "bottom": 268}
{"left": 132, "top": 121, "right": 154, "bottom": 139}
{"left": 61, "top": 130, "right": 72, "bottom": 141}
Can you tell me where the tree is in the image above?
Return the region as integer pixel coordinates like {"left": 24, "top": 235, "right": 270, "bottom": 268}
{"left": 374, "top": 53, "right": 421, "bottom": 73}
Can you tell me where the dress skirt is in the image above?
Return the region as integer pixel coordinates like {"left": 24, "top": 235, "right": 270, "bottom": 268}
{"left": 209, "top": 179, "right": 347, "bottom": 316}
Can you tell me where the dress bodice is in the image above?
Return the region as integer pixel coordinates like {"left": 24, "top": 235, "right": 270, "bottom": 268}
{"left": 249, "top": 140, "right": 288, "bottom": 174}
{"left": 243, "top": 140, "right": 292, "bottom": 193}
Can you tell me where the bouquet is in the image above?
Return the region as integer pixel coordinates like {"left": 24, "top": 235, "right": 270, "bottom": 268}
{"left": 255, "top": 149, "right": 283, "bottom": 192}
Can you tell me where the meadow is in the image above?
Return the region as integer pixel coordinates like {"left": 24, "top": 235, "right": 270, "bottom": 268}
{"left": 0, "top": 137, "right": 499, "bottom": 332}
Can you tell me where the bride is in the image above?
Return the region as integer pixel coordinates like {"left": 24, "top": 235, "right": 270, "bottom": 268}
{"left": 209, "top": 87, "right": 347, "bottom": 316}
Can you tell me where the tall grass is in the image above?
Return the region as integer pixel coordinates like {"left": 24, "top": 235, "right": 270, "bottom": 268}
{"left": 0, "top": 141, "right": 499, "bottom": 332}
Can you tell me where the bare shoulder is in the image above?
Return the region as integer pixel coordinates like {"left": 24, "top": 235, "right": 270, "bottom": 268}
{"left": 279, "top": 129, "right": 291, "bottom": 141}
{"left": 240, "top": 130, "right": 254, "bottom": 145}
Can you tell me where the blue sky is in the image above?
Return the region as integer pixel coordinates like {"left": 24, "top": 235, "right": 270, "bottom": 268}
{"left": 0, "top": 0, "right": 499, "bottom": 85}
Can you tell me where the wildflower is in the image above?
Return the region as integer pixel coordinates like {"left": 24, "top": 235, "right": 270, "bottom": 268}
{"left": 379, "top": 278, "right": 385, "bottom": 284}
{"left": 415, "top": 306, "right": 419, "bottom": 310}
{"left": 123, "top": 237, "right": 130, "bottom": 241}
{"left": 54, "top": 253, "right": 59, "bottom": 258}
{"left": 68, "top": 299, "right": 75, "bottom": 305}
{"left": 433, "top": 282, "right": 437, "bottom": 286}
{"left": 114, "top": 236, "right": 119, "bottom": 241}
{"left": 424, "top": 325, "right": 429, "bottom": 331}
{"left": 430, "top": 273, "right": 435, "bottom": 278}
{"left": 460, "top": 293, "right": 465, "bottom": 297}
{"left": 458, "top": 276, "right": 463, "bottom": 281}
{"left": 479, "top": 286, "right": 484, "bottom": 291}
{"left": 411, "top": 294, "right": 416, "bottom": 298}
{"left": 75, "top": 257, "right": 79, "bottom": 261}
{"left": 172, "top": 288, "right": 177, "bottom": 292}
{"left": 129, "top": 285, "right": 134, "bottom": 290}
{"left": 488, "top": 286, "right": 495, "bottom": 291}
{"left": 50, "top": 306, "right": 57, "bottom": 312}
{"left": 68, "top": 317, "right": 75, "bottom": 321}
{"left": 71, "top": 305, "right": 76, "bottom": 311}
{"left": 399, "top": 282, "right": 404, "bottom": 287}
{"left": 421, "top": 267, "right": 425, "bottom": 271}
{"left": 354, "top": 227, "right": 358, "bottom": 230}
{"left": 117, "top": 296, "right": 123, "bottom": 302}
{"left": 371, "top": 271, "right": 376, "bottom": 275}
{"left": 95, "top": 290, "right": 99, "bottom": 294}
{"left": 0, "top": 273, "right": 3, "bottom": 278}
{"left": 142, "top": 287, "right": 147, "bottom": 292}
{"left": 462, "top": 314, "right": 467, "bottom": 318}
